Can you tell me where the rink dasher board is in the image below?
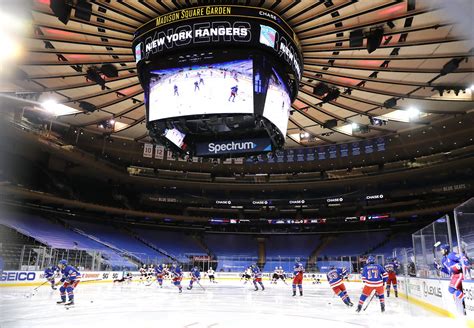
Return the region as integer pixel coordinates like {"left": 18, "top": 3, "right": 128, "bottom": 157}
{"left": 398, "top": 276, "right": 474, "bottom": 324}
{"left": 0, "top": 271, "right": 362, "bottom": 287}
{"left": 0, "top": 271, "right": 123, "bottom": 287}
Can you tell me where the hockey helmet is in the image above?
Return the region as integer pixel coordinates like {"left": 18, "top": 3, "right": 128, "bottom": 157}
{"left": 440, "top": 244, "right": 450, "bottom": 255}
{"left": 367, "top": 255, "right": 376, "bottom": 264}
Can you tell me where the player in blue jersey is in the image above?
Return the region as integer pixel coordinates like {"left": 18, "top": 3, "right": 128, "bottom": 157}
{"left": 356, "top": 256, "right": 388, "bottom": 313}
{"left": 326, "top": 266, "right": 353, "bottom": 306}
{"left": 154, "top": 263, "right": 167, "bottom": 288}
{"left": 228, "top": 85, "right": 238, "bottom": 102}
{"left": 56, "top": 260, "right": 81, "bottom": 306}
{"left": 251, "top": 264, "right": 265, "bottom": 291}
{"left": 187, "top": 266, "right": 201, "bottom": 290}
{"left": 292, "top": 261, "right": 304, "bottom": 296}
{"left": 44, "top": 266, "right": 59, "bottom": 290}
{"left": 170, "top": 263, "right": 183, "bottom": 293}
{"left": 435, "top": 244, "right": 470, "bottom": 301}
{"left": 384, "top": 258, "right": 399, "bottom": 297}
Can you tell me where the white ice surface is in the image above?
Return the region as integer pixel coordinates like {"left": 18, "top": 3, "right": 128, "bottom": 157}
{"left": 0, "top": 279, "right": 455, "bottom": 328}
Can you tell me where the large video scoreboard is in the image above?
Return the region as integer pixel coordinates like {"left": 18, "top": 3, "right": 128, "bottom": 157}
{"left": 133, "top": 5, "right": 303, "bottom": 156}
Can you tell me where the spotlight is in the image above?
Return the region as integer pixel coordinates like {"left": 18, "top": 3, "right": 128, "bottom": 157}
{"left": 299, "top": 131, "right": 310, "bottom": 139}
{"left": 79, "top": 101, "right": 96, "bottom": 113}
{"left": 74, "top": 0, "right": 92, "bottom": 21}
{"left": 86, "top": 67, "right": 106, "bottom": 89}
{"left": 366, "top": 27, "right": 384, "bottom": 54}
{"left": 323, "top": 119, "right": 338, "bottom": 129}
{"left": 407, "top": 107, "right": 420, "bottom": 119}
{"left": 322, "top": 88, "right": 340, "bottom": 103}
{"left": 313, "top": 82, "right": 330, "bottom": 96}
{"left": 440, "top": 59, "right": 460, "bottom": 76}
{"left": 383, "top": 97, "right": 397, "bottom": 108}
{"left": 470, "top": 85, "right": 474, "bottom": 91}
{"left": 349, "top": 29, "right": 364, "bottom": 47}
{"left": 50, "top": 0, "right": 72, "bottom": 25}
{"left": 100, "top": 64, "right": 118, "bottom": 78}
{"left": 351, "top": 122, "right": 359, "bottom": 130}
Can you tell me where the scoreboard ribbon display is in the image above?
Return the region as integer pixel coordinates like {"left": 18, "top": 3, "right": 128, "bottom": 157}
{"left": 133, "top": 5, "right": 303, "bottom": 81}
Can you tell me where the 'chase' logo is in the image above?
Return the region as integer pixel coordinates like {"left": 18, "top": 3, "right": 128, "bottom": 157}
{"left": 1, "top": 271, "right": 36, "bottom": 282}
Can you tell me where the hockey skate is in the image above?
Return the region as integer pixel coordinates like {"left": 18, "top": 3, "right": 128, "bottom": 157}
{"left": 395, "top": 291, "right": 398, "bottom": 298}
{"left": 292, "top": 291, "right": 296, "bottom": 296}
{"left": 299, "top": 291, "right": 303, "bottom": 296}
{"left": 56, "top": 300, "right": 66, "bottom": 304}
{"left": 381, "top": 303, "right": 385, "bottom": 313}
{"left": 356, "top": 304, "right": 362, "bottom": 313}
{"left": 65, "top": 300, "right": 74, "bottom": 306}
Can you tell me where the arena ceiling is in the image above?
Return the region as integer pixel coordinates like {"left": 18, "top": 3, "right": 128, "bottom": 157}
{"left": 2, "top": 0, "right": 474, "bottom": 149}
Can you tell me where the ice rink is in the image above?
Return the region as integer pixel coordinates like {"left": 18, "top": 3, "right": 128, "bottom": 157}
{"left": 0, "top": 278, "right": 455, "bottom": 328}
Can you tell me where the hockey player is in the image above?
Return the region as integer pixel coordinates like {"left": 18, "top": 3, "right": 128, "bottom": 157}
{"left": 251, "top": 264, "right": 265, "bottom": 291}
{"left": 384, "top": 258, "right": 399, "bottom": 297}
{"left": 56, "top": 259, "right": 81, "bottom": 306}
{"left": 194, "top": 81, "right": 200, "bottom": 91}
{"left": 326, "top": 266, "right": 353, "bottom": 306}
{"left": 292, "top": 261, "right": 304, "bottom": 296}
{"left": 154, "top": 263, "right": 166, "bottom": 288}
{"left": 139, "top": 264, "right": 147, "bottom": 284}
{"left": 241, "top": 266, "right": 252, "bottom": 284}
{"left": 435, "top": 244, "right": 470, "bottom": 301}
{"left": 311, "top": 274, "right": 321, "bottom": 285}
{"left": 113, "top": 271, "right": 132, "bottom": 284}
{"left": 356, "top": 256, "right": 388, "bottom": 313}
{"left": 174, "top": 85, "right": 179, "bottom": 96}
{"left": 228, "top": 85, "right": 238, "bottom": 102}
{"left": 278, "top": 266, "right": 287, "bottom": 284}
{"left": 187, "top": 267, "right": 201, "bottom": 290}
{"left": 44, "top": 266, "right": 59, "bottom": 290}
{"left": 170, "top": 263, "right": 183, "bottom": 293}
{"left": 207, "top": 267, "right": 216, "bottom": 283}
{"left": 146, "top": 264, "right": 155, "bottom": 284}
{"left": 271, "top": 267, "right": 279, "bottom": 284}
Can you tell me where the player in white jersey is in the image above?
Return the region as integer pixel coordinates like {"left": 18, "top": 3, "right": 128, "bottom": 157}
{"left": 241, "top": 267, "right": 252, "bottom": 284}
{"left": 139, "top": 264, "right": 147, "bottom": 284}
{"left": 146, "top": 264, "right": 155, "bottom": 285}
{"left": 277, "top": 266, "right": 287, "bottom": 284}
{"left": 207, "top": 267, "right": 216, "bottom": 283}
{"left": 271, "top": 267, "right": 280, "bottom": 284}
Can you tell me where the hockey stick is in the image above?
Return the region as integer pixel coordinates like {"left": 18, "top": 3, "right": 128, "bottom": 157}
{"left": 433, "top": 241, "right": 441, "bottom": 278}
{"left": 363, "top": 291, "right": 376, "bottom": 311}
{"left": 25, "top": 280, "right": 50, "bottom": 298}
{"left": 197, "top": 281, "right": 206, "bottom": 291}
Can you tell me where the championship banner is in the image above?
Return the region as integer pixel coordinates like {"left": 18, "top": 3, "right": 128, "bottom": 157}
{"left": 143, "top": 143, "right": 153, "bottom": 158}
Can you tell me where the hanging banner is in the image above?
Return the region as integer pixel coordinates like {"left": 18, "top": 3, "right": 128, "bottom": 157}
{"left": 154, "top": 145, "right": 165, "bottom": 160}
{"left": 166, "top": 150, "right": 175, "bottom": 161}
{"left": 143, "top": 143, "right": 153, "bottom": 158}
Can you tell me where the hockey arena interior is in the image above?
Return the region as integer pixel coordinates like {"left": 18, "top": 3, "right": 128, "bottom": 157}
{"left": 1, "top": 0, "right": 474, "bottom": 327}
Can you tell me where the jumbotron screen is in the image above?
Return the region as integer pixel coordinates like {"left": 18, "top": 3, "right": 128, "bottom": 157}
{"left": 148, "top": 60, "right": 254, "bottom": 121}
{"left": 133, "top": 5, "right": 303, "bottom": 156}
{"left": 262, "top": 68, "right": 291, "bottom": 137}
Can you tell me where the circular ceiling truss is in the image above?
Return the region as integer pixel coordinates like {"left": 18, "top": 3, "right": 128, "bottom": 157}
{"left": 9, "top": 0, "right": 474, "bottom": 148}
